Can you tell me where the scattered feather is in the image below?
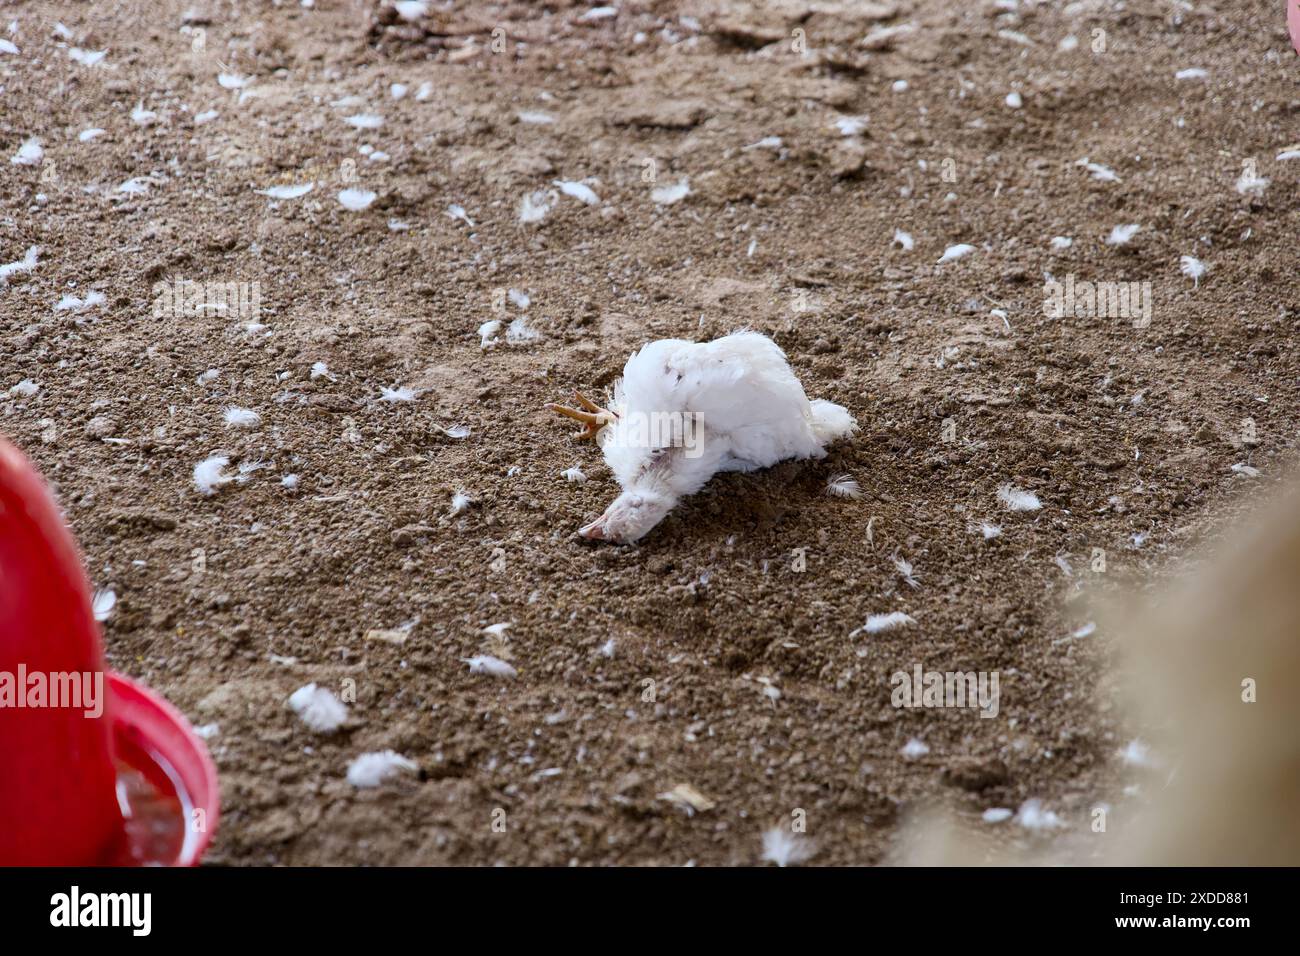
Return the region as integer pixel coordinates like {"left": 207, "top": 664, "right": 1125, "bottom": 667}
{"left": 1180, "top": 255, "right": 1207, "bottom": 288}
{"left": 443, "top": 423, "right": 471, "bottom": 439}
{"left": 477, "top": 319, "right": 502, "bottom": 348}
{"left": 1175, "top": 67, "right": 1208, "bottom": 80}
{"left": 393, "top": 0, "right": 428, "bottom": 21}
{"left": 380, "top": 385, "right": 417, "bottom": 403}
{"left": 938, "top": 243, "right": 975, "bottom": 264}
{"left": 463, "top": 654, "right": 518, "bottom": 678}
{"left": 196, "top": 368, "right": 221, "bottom": 386}
{"left": 8, "top": 379, "right": 39, "bottom": 397}
{"left": 447, "top": 203, "right": 474, "bottom": 226}
{"left": 130, "top": 102, "right": 157, "bottom": 125}
{"left": 893, "top": 555, "right": 919, "bottom": 589}
{"left": 281, "top": 474, "right": 299, "bottom": 490}
{"left": 115, "top": 177, "right": 150, "bottom": 195}
{"left": 194, "top": 109, "right": 219, "bottom": 125}
{"left": 1050, "top": 236, "right": 1073, "bottom": 251}
{"left": 337, "top": 188, "right": 376, "bottom": 211}
{"left": 997, "top": 484, "right": 1041, "bottom": 511}
{"left": 1105, "top": 224, "right": 1141, "bottom": 246}
{"left": 223, "top": 406, "right": 261, "bottom": 428}
{"left": 562, "top": 465, "right": 587, "bottom": 483}
{"left": 0, "top": 38, "right": 17, "bottom": 55}
{"left": 310, "top": 361, "right": 334, "bottom": 381}
{"left": 217, "top": 72, "right": 249, "bottom": 90}
{"left": 851, "top": 611, "right": 915, "bottom": 637}
{"left": 1, "top": 245, "right": 39, "bottom": 283}
{"left": 517, "top": 110, "right": 556, "bottom": 125}
{"left": 1005, "top": 91, "right": 1023, "bottom": 109}
{"left": 650, "top": 180, "right": 691, "bottom": 205}
{"left": 506, "top": 317, "right": 541, "bottom": 345}
{"left": 760, "top": 828, "right": 816, "bottom": 867}
{"left": 518, "top": 189, "right": 556, "bottom": 223}
{"left": 194, "top": 455, "right": 234, "bottom": 495}
{"left": 78, "top": 128, "right": 107, "bottom": 142}
{"left": 68, "top": 48, "right": 106, "bottom": 67}
{"left": 825, "top": 474, "right": 861, "bottom": 499}
{"left": 600, "top": 639, "right": 616, "bottom": 658}
{"left": 1236, "top": 167, "right": 1269, "bottom": 198}
{"left": 1015, "top": 799, "right": 1063, "bottom": 830}
{"left": 343, "top": 113, "right": 384, "bottom": 130}
{"left": 10, "top": 137, "right": 42, "bottom": 166}
{"left": 657, "top": 783, "right": 716, "bottom": 816}
{"left": 449, "top": 491, "right": 473, "bottom": 516}
{"left": 892, "top": 229, "right": 914, "bottom": 252}
{"left": 834, "top": 116, "right": 869, "bottom": 136}
{"left": 346, "top": 751, "right": 416, "bottom": 788}
{"left": 982, "top": 808, "right": 1013, "bottom": 824}
{"left": 257, "top": 182, "right": 314, "bottom": 200}
{"left": 553, "top": 179, "right": 600, "bottom": 204}
{"left": 288, "top": 684, "right": 347, "bottom": 734}
{"left": 978, "top": 521, "right": 1002, "bottom": 539}
{"left": 901, "top": 738, "right": 930, "bottom": 759}
{"left": 92, "top": 589, "right": 116, "bottom": 622}
{"left": 54, "top": 291, "right": 106, "bottom": 311}
{"left": 1076, "top": 158, "right": 1119, "bottom": 182}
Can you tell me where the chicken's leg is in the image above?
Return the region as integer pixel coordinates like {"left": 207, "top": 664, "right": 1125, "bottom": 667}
{"left": 545, "top": 390, "right": 618, "bottom": 440}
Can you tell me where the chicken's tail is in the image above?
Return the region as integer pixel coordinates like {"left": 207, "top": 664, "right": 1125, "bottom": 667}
{"left": 810, "top": 399, "right": 857, "bottom": 447}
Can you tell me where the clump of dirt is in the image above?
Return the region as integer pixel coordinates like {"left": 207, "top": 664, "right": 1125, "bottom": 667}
{"left": 1, "top": 0, "right": 1295, "bottom": 864}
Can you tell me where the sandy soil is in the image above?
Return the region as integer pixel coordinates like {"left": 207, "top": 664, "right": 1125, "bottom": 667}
{"left": 2, "top": 0, "right": 1296, "bottom": 865}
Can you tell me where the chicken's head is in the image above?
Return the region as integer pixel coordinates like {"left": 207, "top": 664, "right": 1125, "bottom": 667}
{"left": 579, "top": 489, "right": 675, "bottom": 543}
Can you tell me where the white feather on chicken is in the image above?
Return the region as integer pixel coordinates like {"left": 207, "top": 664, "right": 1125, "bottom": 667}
{"left": 545, "top": 330, "right": 857, "bottom": 543}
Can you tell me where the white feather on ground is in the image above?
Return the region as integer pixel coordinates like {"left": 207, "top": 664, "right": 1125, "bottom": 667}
{"left": 982, "top": 808, "right": 1013, "bottom": 824}
{"left": 894, "top": 555, "right": 919, "bottom": 589}
{"left": 1015, "top": 799, "right": 1063, "bottom": 830}
{"left": 650, "top": 180, "right": 690, "bottom": 205}
{"left": 10, "top": 137, "right": 42, "bottom": 165}
{"left": 938, "top": 243, "right": 975, "bottom": 263}
{"left": 825, "top": 475, "right": 861, "bottom": 498}
{"left": 54, "top": 291, "right": 106, "bottom": 311}
{"left": 553, "top": 180, "right": 600, "bottom": 204}
{"left": 850, "top": 611, "right": 915, "bottom": 637}
{"left": 1106, "top": 224, "right": 1141, "bottom": 246}
{"left": 1119, "top": 739, "right": 1156, "bottom": 768}
{"left": 1076, "top": 158, "right": 1119, "bottom": 182}
{"left": 478, "top": 319, "right": 502, "bottom": 348}
{"left": 92, "top": 588, "right": 116, "bottom": 622}
{"left": 1236, "top": 167, "right": 1269, "bottom": 198}
{"left": 343, "top": 112, "right": 383, "bottom": 129}
{"left": 0, "top": 245, "right": 39, "bottom": 284}
{"left": 257, "top": 182, "right": 314, "bottom": 199}
{"left": 977, "top": 521, "right": 1002, "bottom": 539}
{"left": 760, "top": 828, "right": 816, "bottom": 867}
{"left": 68, "top": 48, "right": 106, "bottom": 67}
{"left": 901, "top": 738, "right": 930, "bottom": 758}
{"left": 561, "top": 465, "right": 587, "bottom": 483}
{"left": 892, "top": 229, "right": 914, "bottom": 251}
{"left": 8, "top": 379, "right": 39, "bottom": 397}
{"left": 346, "top": 751, "right": 417, "bottom": 788}
{"left": 379, "top": 385, "right": 417, "bottom": 402}
{"left": 338, "top": 188, "right": 376, "bottom": 211}
{"left": 288, "top": 683, "right": 348, "bottom": 734}
{"left": 448, "top": 491, "right": 473, "bottom": 515}
{"left": 997, "top": 484, "right": 1041, "bottom": 511}
{"left": 506, "top": 317, "right": 541, "bottom": 345}
{"left": 1050, "top": 236, "right": 1073, "bottom": 250}
{"left": 1180, "top": 255, "right": 1207, "bottom": 287}
{"left": 223, "top": 406, "right": 261, "bottom": 428}
{"left": 519, "top": 189, "right": 556, "bottom": 223}
{"left": 194, "top": 455, "right": 234, "bottom": 495}
{"left": 79, "top": 128, "right": 107, "bottom": 141}
{"left": 463, "top": 654, "right": 518, "bottom": 678}
{"left": 1175, "top": 67, "right": 1208, "bottom": 80}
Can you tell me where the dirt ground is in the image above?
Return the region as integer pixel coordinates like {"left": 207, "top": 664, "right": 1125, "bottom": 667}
{"left": 2, "top": 0, "right": 1296, "bottom": 865}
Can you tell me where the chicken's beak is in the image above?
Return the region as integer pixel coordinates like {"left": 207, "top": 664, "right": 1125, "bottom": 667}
{"left": 545, "top": 390, "right": 618, "bottom": 441}
{"left": 579, "top": 513, "right": 611, "bottom": 540}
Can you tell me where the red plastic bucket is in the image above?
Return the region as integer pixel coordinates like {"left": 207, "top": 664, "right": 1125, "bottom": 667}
{"left": 0, "top": 435, "right": 218, "bottom": 865}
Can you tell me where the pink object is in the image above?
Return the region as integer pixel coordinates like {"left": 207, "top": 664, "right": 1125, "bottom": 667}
{"left": 0, "top": 434, "right": 218, "bottom": 865}
{"left": 1291, "top": 1, "right": 1300, "bottom": 57}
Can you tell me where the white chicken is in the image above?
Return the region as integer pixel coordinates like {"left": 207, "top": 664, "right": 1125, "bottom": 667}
{"left": 546, "top": 330, "right": 857, "bottom": 543}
